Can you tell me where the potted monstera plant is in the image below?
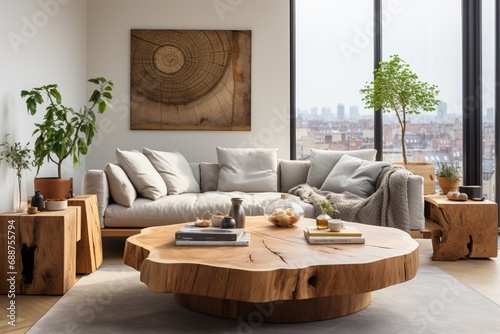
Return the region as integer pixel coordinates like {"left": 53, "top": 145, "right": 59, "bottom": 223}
{"left": 21, "top": 77, "right": 113, "bottom": 199}
{"left": 360, "top": 54, "right": 440, "bottom": 194}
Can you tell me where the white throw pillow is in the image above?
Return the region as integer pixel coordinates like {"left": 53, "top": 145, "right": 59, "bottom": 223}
{"left": 216, "top": 147, "right": 278, "bottom": 192}
{"left": 115, "top": 148, "right": 167, "bottom": 200}
{"left": 143, "top": 148, "right": 200, "bottom": 195}
{"left": 320, "top": 155, "right": 390, "bottom": 197}
{"left": 306, "top": 149, "right": 377, "bottom": 188}
{"left": 104, "top": 163, "right": 137, "bottom": 207}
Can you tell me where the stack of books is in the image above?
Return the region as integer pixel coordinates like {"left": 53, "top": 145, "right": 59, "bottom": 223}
{"left": 175, "top": 224, "right": 250, "bottom": 246}
{"left": 303, "top": 225, "right": 365, "bottom": 244}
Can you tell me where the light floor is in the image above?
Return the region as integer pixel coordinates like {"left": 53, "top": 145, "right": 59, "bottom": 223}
{"left": 2, "top": 237, "right": 500, "bottom": 334}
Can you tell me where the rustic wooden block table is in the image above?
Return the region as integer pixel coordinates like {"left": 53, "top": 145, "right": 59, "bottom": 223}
{"left": 68, "top": 194, "right": 103, "bottom": 274}
{"left": 424, "top": 194, "right": 498, "bottom": 261}
{"left": 0, "top": 207, "right": 80, "bottom": 295}
{"left": 124, "top": 217, "right": 419, "bottom": 322}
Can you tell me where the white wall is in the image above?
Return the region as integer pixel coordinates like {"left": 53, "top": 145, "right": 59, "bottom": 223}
{"left": 0, "top": 0, "right": 87, "bottom": 212}
{"left": 86, "top": 0, "right": 290, "bottom": 167}
{"left": 0, "top": 0, "right": 290, "bottom": 213}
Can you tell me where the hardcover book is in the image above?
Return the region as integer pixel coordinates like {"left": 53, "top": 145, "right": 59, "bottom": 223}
{"left": 176, "top": 232, "right": 250, "bottom": 246}
{"left": 175, "top": 224, "right": 244, "bottom": 241}
{"left": 304, "top": 231, "right": 365, "bottom": 244}
{"left": 305, "top": 225, "right": 363, "bottom": 237}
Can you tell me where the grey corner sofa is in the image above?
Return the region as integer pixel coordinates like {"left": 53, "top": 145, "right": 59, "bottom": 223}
{"left": 81, "top": 147, "right": 425, "bottom": 236}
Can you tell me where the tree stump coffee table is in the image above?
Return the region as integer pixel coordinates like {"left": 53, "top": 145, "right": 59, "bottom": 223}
{"left": 124, "top": 217, "right": 419, "bottom": 322}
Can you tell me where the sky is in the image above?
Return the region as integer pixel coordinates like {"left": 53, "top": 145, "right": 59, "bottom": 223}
{"left": 296, "top": 0, "right": 495, "bottom": 115}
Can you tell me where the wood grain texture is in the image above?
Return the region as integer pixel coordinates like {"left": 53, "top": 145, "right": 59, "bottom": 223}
{"left": 425, "top": 195, "right": 498, "bottom": 261}
{"left": 0, "top": 208, "right": 79, "bottom": 295}
{"left": 124, "top": 217, "right": 419, "bottom": 321}
{"left": 68, "top": 195, "right": 103, "bottom": 274}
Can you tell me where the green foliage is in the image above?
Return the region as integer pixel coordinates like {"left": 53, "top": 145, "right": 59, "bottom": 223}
{"left": 320, "top": 200, "right": 339, "bottom": 217}
{"left": 360, "top": 54, "right": 440, "bottom": 164}
{"left": 0, "top": 134, "right": 32, "bottom": 178}
{"left": 436, "top": 162, "right": 461, "bottom": 180}
{"left": 21, "top": 77, "right": 113, "bottom": 178}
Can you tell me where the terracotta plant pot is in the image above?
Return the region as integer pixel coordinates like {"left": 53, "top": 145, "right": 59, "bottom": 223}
{"left": 437, "top": 176, "right": 460, "bottom": 195}
{"left": 394, "top": 162, "right": 436, "bottom": 195}
{"left": 34, "top": 177, "right": 73, "bottom": 200}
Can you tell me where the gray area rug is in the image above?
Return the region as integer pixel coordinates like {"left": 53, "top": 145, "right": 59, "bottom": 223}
{"left": 28, "top": 265, "right": 500, "bottom": 334}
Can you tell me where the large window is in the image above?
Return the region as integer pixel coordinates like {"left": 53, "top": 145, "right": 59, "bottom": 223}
{"left": 295, "top": 0, "right": 373, "bottom": 160}
{"left": 294, "top": 0, "right": 496, "bottom": 203}
{"left": 483, "top": 0, "right": 495, "bottom": 200}
{"left": 382, "top": 0, "right": 462, "bottom": 170}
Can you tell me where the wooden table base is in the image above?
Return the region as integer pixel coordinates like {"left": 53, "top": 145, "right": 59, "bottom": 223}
{"left": 125, "top": 218, "right": 418, "bottom": 323}
{"left": 175, "top": 293, "right": 372, "bottom": 322}
{"left": 424, "top": 195, "right": 498, "bottom": 261}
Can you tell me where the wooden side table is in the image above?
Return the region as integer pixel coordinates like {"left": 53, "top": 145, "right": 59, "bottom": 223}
{"left": 0, "top": 207, "right": 80, "bottom": 295}
{"left": 68, "top": 195, "right": 103, "bottom": 274}
{"left": 424, "top": 195, "right": 498, "bottom": 261}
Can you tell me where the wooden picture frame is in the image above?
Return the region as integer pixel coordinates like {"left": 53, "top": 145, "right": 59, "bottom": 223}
{"left": 130, "top": 29, "right": 251, "bottom": 131}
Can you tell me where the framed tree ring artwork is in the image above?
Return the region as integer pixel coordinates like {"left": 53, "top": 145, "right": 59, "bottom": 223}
{"left": 130, "top": 29, "right": 251, "bottom": 131}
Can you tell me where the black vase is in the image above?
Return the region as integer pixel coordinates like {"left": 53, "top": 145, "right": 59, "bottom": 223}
{"left": 31, "top": 190, "right": 44, "bottom": 211}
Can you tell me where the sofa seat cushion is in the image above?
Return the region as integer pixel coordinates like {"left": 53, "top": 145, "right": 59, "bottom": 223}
{"left": 104, "top": 192, "right": 315, "bottom": 228}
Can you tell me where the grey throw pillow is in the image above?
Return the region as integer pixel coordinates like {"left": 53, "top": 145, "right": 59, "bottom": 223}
{"left": 306, "top": 149, "right": 377, "bottom": 188}
{"left": 143, "top": 148, "right": 200, "bottom": 195}
{"left": 216, "top": 147, "right": 278, "bottom": 192}
{"left": 115, "top": 148, "right": 167, "bottom": 200}
{"left": 104, "top": 163, "right": 137, "bottom": 207}
{"left": 320, "top": 154, "right": 390, "bottom": 197}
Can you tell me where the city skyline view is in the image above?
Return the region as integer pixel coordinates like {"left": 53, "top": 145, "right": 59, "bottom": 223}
{"left": 296, "top": 0, "right": 495, "bottom": 116}
{"left": 295, "top": 0, "right": 496, "bottom": 199}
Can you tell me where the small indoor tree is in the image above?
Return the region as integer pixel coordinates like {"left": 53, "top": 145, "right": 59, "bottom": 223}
{"left": 360, "top": 54, "right": 440, "bottom": 164}
{"left": 0, "top": 135, "right": 32, "bottom": 212}
{"left": 21, "top": 77, "right": 113, "bottom": 178}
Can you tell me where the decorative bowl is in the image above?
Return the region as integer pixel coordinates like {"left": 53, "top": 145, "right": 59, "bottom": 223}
{"left": 27, "top": 206, "right": 38, "bottom": 214}
{"left": 264, "top": 194, "right": 304, "bottom": 227}
{"left": 210, "top": 214, "right": 224, "bottom": 227}
{"left": 44, "top": 198, "right": 68, "bottom": 211}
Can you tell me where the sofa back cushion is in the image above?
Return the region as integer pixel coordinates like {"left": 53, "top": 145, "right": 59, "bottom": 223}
{"left": 280, "top": 160, "right": 310, "bottom": 193}
{"left": 143, "top": 148, "right": 200, "bottom": 195}
{"left": 216, "top": 147, "right": 279, "bottom": 192}
{"left": 115, "top": 148, "right": 167, "bottom": 200}
{"left": 306, "top": 149, "right": 377, "bottom": 188}
{"left": 200, "top": 162, "right": 219, "bottom": 192}
{"left": 320, "top": 155, "right": 390, "bottom": 197}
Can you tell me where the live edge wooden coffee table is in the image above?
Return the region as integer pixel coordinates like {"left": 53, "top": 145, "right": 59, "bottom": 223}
{"left": 124, "top": 217, "right": 419, "bottom": 322}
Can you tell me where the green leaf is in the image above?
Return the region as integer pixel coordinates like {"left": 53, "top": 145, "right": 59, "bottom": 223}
{"left": 98, "top": 101, "right": 107, "bottom": 113}
{"left": 89, "top": 90, "right": 101, "bottom": 103}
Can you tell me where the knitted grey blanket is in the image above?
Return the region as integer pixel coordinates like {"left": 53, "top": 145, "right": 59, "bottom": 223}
{"left": 289, "top": 165, "right": 411, "bottom": 233}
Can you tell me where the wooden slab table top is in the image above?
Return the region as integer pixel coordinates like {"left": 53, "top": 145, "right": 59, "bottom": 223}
{"left": 124, "top": 216, "right": 419, "bottom": 322}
